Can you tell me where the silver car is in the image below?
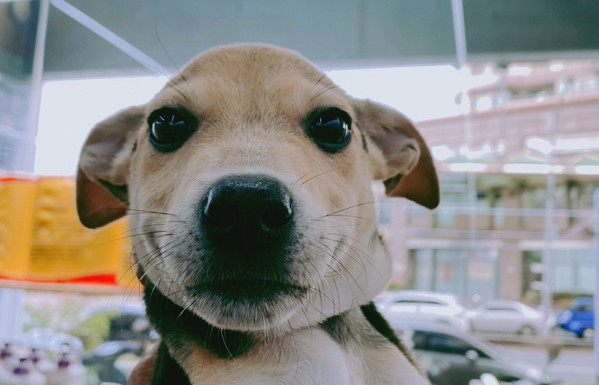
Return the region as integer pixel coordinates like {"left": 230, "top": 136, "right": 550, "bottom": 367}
{"left": 376, "top": 290, "right": 470, "bottom": 330}
{"left": 390, "top": 321, "right": 559, "bottom": 385}
{"left": 467, "top": 300, "right": 552, "bottom": 335}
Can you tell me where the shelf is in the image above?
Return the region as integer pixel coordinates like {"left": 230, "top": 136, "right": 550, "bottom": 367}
{"left": 0, "top": 280, "right": 138, "bottom": 295}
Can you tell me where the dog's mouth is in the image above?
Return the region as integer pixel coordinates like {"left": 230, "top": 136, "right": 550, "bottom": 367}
{"left": 182, "top": 277, "right": 311, "bottom": 330}
{"left": 187, "top": 279, "right": 308, "bottom": 304}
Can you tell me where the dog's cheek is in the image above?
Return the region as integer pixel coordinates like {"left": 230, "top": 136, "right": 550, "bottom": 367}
{"left": 327, "top": 147, "right": 377, "bottom": 231}
{"left": 127, "top": 156, "right": 192, "bottom": 300}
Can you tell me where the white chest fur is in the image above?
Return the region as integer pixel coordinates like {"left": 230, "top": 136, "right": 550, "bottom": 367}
{"left": 180, "top": 323, "right": 429, "bottom": 385}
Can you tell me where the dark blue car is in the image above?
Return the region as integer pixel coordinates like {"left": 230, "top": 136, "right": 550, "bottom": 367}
{"left": 557, "top": 296, "right": 594, "bottom": 338}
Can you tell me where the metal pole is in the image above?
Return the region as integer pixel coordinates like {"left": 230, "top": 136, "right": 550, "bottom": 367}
{"left": 0, "top": 290, "right": 25, "bottom": 342}
{"left": 0, "top": 0, "right": 51, "bottom": 343}
{"left": 593, "top": 188, "right": 599, "bottom": 384}
{"left": 541, "top": 171, "right": 555, "bottom": 311}
{"left": 541, "top": 80, "right": 568, "bottom": 312}
{"left": 26, "top": 0, "right": 50, "bottom": 144}
{"left": 451, "top": 0, "right": 468, "bottom": 69}
{"left": 452, "top": 0, "right": 476, "bottom": 297}
{"left": 50, "top": 0, "right": 170, "bottom": 76}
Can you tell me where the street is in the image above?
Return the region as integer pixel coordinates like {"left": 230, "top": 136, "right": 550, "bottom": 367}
{"left": 498, "top": 343, "right": 595, "bottom": 385}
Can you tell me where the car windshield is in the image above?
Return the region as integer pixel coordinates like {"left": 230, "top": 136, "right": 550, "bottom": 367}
{"left": 431, "top": 329, "right": 505, "bottom": 357}
{"left": 391, "top": 295, "right": 469, "bottom": 308}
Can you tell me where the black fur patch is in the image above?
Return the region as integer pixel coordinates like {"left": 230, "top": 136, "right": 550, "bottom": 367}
{"left": 320, "top": 303, "right": 400, "bottom": 349}
{"left": 144, "top": 280, "right": 254, "bottom": 359}
{"left": 360, "top": 302, "right": 420, "bottom": 368}
{"left": 319, "top": 313, "right": 344, "bottom": 343}
{"left": 321, "top": 302, "right": 419, "bottom": 369}
{"left": 151, "top": 342, "right": 190, "bottom": 385}
{"left": 359, "top": 302, "right": 401, "bottom": 347}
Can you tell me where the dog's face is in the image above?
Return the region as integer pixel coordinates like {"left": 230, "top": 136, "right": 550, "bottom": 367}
{"left": 76, "top": 45, "right": 438, "bottom": 333}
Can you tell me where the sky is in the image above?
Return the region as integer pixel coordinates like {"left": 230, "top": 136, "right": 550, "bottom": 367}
{"left": 35, "top": 64, "right": 493, "bottom": 176}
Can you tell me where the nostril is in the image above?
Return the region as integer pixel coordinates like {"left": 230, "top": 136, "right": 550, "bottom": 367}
{"left": 203, "top": 198, "right": 237, "bottom": 231}
{"left": 260, "top": 198, "right": 292, "bottom": 233}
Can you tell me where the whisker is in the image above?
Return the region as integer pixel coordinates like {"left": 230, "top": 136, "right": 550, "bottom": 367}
{"left": 317, "top": 213, "right": 375, "bottom": 222}
{"left": 316, "top": 239, "right": 367, "bottom": 300}
{"left": 153, "top": 21, "right": 179, "bottom": 79}
{"left": 127, "top": 208, "right": 178, "bottom": 217}
{"left": 319, "top": 200, "right": 378, "bottom": 218}
{"left": 298, "top": 168, "right": 335, "bottom": 186}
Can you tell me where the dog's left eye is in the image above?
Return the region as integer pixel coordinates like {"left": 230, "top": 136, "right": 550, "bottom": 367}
{"left": 148, "top": 107, "right": 196, "bottom": 152}
{"left": 306, "top": 108, "right": 352, "bottom": 153}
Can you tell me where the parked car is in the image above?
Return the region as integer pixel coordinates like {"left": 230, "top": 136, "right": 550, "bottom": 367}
{"left": 390, "top": 321, "right": 559, "bottom": 385}
{"left": 556, "top": 296, "right": 594, "bottom": 338}
{"left": 467, "top": 300, "right": 551, "bottom": 336}
{"left": 376, "top": 290, "right": 469, "bottom": 330}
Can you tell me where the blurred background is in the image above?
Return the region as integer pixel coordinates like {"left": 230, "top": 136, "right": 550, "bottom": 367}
{"left": 0, "top": 0, "right": 597, "bottom": 384}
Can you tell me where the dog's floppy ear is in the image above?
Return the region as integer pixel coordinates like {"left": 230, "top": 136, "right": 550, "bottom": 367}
{"left": 353, "top": 99, "right": 439, "bottom": 209}
{"left": 76, "top": 105, "right": 145, "bottom": 228}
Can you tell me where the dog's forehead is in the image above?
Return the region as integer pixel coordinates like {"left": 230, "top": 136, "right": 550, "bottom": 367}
{"left": 153, "top": 45, "right": 350, "bottom": 116}
{"left": 174, "top": 44, "right": 326, "bottom": 86}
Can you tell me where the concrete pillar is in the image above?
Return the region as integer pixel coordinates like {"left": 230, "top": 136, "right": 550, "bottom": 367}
{"left": 499, "top": 246, "right": 522, "bottom": 300}
{"left": 389, "top": 199, "right": 408, "bottom": 287}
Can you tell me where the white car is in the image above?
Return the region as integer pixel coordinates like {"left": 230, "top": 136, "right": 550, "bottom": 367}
{"left": 375, "top": 290, "right": 469, "bottom": 330}
{"left": 467, "top": 300, "right": 550, "bottom": 335}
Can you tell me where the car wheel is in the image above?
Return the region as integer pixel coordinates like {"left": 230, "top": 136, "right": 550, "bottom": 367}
{"left": 582, "top": 328, "right": 594, "bottom": 339}
{"left": 518, "top": 325, "right": 536, "bottom": 336}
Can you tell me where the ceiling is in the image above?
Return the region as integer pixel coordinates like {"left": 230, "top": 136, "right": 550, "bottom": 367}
{"left": 38, "top": 0, "right": 599, "bottom": 77}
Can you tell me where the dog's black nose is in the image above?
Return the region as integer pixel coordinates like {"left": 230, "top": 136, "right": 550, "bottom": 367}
{"left": 200, "top": 175, "right": 294, "bottom": 254}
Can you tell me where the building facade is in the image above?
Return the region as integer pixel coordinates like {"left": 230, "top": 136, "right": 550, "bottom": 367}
{"left": 378, "top": 59, "right": 599, "bottom": 305}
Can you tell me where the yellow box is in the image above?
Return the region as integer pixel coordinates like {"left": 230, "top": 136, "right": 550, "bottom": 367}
{"left": 0, "top": 177, "right": 36, "bottom": 279}
{"left": 28, "top": 177, "right": 130, "bottom": 285}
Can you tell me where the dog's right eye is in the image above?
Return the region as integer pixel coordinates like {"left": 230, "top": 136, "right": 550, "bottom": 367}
{"left": 148, "top": 107, "right": 197, "bottom": 152}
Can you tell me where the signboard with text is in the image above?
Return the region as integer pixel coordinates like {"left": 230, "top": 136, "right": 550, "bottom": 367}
{"left": 0, "top": 176, "right": 137, "bottom": 291}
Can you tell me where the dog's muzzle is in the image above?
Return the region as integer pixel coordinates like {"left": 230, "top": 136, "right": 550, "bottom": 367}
{"left": 187, "top": 174, "right": 306, "bottom": 309}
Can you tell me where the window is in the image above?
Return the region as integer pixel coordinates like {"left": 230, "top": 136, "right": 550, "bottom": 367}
{"left": 392, "top": 299, "right": 444, "bottom": 306}
{"left": 412, "top": 331, "right": 490, "bottom": 359}
{"left": 483, "top": 306, "right": 518, "bottom": 312}
{"left": 393, "top": 300, "right": 421, "bottom": 305}
{"left": 418, "top": 300, "right": 444, "bottom": 306}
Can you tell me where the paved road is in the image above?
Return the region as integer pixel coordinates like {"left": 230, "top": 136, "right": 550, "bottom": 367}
{"left": 497, "top": 343, "right": 595, "bottom": 385}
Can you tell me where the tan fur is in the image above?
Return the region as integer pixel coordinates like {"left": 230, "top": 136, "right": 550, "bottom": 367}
{"left": 129, "top": 351, "right": 158, "bottom": 385}
{"left": 76, "top": 44, "right": 438, "bottom": 385}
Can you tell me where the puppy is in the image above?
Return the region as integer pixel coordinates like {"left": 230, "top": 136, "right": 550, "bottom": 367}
{"left": 76, "top": 44, "right": 439, "bottom": 385}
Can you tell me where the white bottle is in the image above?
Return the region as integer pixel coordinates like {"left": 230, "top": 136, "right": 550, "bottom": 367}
{"left": 0, "top": 363, "right": 12, "bottom": 385}
{"left": 6, "top": 358, "right": 46, "bottom": 385}
{"left": 28, "top": 350, "right": 54, "bottom": 378}
{"left": 0, "top": 344, "right": 16, "bottom": 371}
{"left": 45, "top": 353, "right": 85, "bottom": 385}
